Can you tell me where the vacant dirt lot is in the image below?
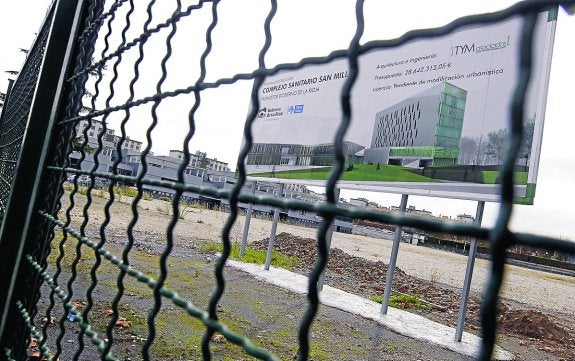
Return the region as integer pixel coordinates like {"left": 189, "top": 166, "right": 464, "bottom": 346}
{"left": 30, "top": 193, "right": 573, "bottom": 360}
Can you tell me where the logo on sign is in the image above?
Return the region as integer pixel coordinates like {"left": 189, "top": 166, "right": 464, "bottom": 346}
{"left": 288, "top": 104, "right": 304, "bottom": 114}
{"left": 451, "top": 35, "right": 511, "bottom": 56}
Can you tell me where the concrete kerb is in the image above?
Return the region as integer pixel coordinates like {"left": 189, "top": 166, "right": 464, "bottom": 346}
{"left": 225, "top": 259, "right": 514, "bottom": 360}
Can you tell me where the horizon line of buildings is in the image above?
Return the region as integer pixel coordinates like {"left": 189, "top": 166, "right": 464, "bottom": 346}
{"left": 71, "top": 118, "right": 480, "bottom": 239}
{"left": 70, "top": 118, "right": 573, "bottom": 264}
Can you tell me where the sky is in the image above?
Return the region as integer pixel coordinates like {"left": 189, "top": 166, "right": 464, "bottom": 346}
{"left": 1, "top": 0, "right": 575, "bottom": 243}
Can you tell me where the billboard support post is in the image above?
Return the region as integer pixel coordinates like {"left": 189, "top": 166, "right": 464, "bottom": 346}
{"left": 240, "top": 181, "right": 257, "bottom": 257}
{"left": 455, "top": 200, "right": 485, "bottom": 341}
{"left": 317, "top": 187, "right": 340, "bottom": 291}
{"left": 381, "top": 194, "right": 408, "bottom": 314}
{"left": 264, "top": 183, "right": 284, "bottom": 270}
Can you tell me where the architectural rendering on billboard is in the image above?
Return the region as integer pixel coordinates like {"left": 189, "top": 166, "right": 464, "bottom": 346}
{"left": 244, "top": 10, "right": 558, "bottom": 204}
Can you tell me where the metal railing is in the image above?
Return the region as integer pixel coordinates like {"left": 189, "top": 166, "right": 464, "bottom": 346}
{"left": 0, "top": 1, "right": 574, "bottom": 360}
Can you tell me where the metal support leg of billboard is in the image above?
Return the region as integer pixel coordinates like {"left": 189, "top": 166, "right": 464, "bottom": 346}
{"left": 317, "top": 187, "right": 340, "bottom": 291}
{"left": 381, "top": 194, "right": 408, "bottom": 314}
{"left": 455, "top": 200, "right": 485, "bottom": 341}
{"left": 265, "top": 182, "right": 284, "bottom": 270}
{"left": 240, "top": 181, "right": 257, "bottom": 257}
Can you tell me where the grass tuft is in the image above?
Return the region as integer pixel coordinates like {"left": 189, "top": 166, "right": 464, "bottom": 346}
{"left": 200, "top": 242, "right": 302, "bottom": 270}
{"left": 370, "top": 293, "right": 430, "bottom": 310}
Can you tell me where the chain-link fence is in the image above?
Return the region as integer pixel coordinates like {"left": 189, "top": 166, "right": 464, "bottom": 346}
{"left": 0, "top": 1, "right": 574, "bottom": 360}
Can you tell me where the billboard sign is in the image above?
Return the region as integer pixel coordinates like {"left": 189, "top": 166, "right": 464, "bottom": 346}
{"left": 245, "top": 10, "right": 557, "bottom": 204}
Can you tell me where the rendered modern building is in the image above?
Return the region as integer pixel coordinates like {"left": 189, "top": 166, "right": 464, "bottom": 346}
{"left": 364, "top": 82, "right": 467, "bottom": 167}
{"left": 246, "top": 141, "right": 364, "bottom": 169}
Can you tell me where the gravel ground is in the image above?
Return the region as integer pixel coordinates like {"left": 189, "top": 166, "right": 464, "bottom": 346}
{"left": 26, "top": 194, "right": 574, "bottom": 360}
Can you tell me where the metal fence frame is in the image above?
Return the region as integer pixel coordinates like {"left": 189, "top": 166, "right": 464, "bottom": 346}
{"left": 0, "top": 1, "right": 574, "bottom": 360}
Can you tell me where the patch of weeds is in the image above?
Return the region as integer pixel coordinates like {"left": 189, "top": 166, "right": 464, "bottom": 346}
{"left": 167, "top": 272, "right": 198, "bottom": 287}
{"left": 152, "top": 310, "right": 204, "bottom": 359}
{"left": 46, "top": 239, "right": 95, "bottom": 276}
{"left": 371, "top": 294, "right": 430, "bottom": 310}
{"left": 199, "top": 242, "right": 221, "bottom": 253}
{"left": 370, "top": 295, "right": 383, "bottom": 304}
{"left": 178, "top": 203, "right": 193, "bottom": 219}
{"left": 386, "top": 342, "right": 398, "bottom": 353}
{"left": 152, "top": 307, "right": 260, "bottom": 360}
{"left": 309, "top": 342, "right": 328, "bottom": 361}
{"left": 114, "top": 186, "right": 138, "bottom": 198}
{"left": 200, "top": 242, "right": 302, "bottom": 270}
{"left": 86, "top": 301, "right": 147, "bottom": 341}
{"left": 95, "top": 188, "right": 105, "bottom": 198}
{"left": 122, "top": 279, "right": 153, "bottom": 298}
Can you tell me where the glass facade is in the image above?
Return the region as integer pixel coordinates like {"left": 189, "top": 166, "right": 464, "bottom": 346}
{"left": 373, "top": 82, "right": 467, "bottom": 166}
{"left": 389, "top": 146, "right": 459, "bottom": 159}
{"left": 246, "top": 142, "right": 364, "bottom": 167}
{"left": 432, "top": 82, "right": 466, "bottom": 165}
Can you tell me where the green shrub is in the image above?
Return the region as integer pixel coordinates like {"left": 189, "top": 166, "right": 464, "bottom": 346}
{"left": 370, "top": 293, "right": 429, "bottom": 310}
{"left": 200, "top": 242, "right": 302, "bottom": 270}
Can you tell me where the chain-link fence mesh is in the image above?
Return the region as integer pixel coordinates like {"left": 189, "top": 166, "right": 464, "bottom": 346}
{"left": 0, "top": 1, "right": 574, "bottom": 360}
{"left": 0, "top": 9, "right": 53, "bottom": 219}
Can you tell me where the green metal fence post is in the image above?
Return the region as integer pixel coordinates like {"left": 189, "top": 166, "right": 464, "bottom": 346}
{"left": 0, "top": 0, "right": 89, "bottom": 356}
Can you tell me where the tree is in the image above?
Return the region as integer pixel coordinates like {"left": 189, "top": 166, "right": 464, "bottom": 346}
{"left": 519, "top": 119, "right": 535, "bottom": 164}
{"left": 72, "top": 137, "right": 96, "bottom": 154}
{"left": 458, "top": 136, "right": 479, "bottom": 165}
{"left": 484, "top": 128, "right": 509, "bottom": 165}
{"left": 483, "top": 116, "right": 535, "bottom": 166}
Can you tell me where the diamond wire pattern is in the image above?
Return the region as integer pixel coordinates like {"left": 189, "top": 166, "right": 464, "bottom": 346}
{"left": 0, "top": 14, "right": 50, "bottom": 218}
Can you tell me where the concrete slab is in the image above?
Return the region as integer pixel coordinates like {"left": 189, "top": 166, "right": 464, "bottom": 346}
{"left": 226, "top": 260, "right": 514, "bottom": 360}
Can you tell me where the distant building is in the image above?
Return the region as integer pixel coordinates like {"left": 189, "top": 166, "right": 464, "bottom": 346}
{"left": 364, "top": 82, "right": 467, "bottom": 167}
{"left": 457, "top": 214, "right": 475, "bottom": 224}
{"left": 349, "top": 198, "right": 368, "bottom": 208}
{"left": 75, "top": 119, "right": 142, "bottom": 153}
{"left": 169, "top": 150, "right": 230, "bottom": 172}
{"left": 114, "top": 135, "right": 142, "bottom": 152}
{"left": 407, "top": 205, "right": 433, "bottom": 217}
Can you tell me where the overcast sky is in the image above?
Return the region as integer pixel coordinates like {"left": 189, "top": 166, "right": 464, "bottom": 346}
{"left": 1, "top": 0, "right": 575, "bottom": 242}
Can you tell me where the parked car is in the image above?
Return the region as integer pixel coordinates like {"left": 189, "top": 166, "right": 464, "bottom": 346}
{"left": 66, "top": 174, "right": 90, "bottom": 186}
{"left": 66, "top": 174, "right": 109, "bottom": 189}
{"left": 78, "top": 175, "right": 91, "bottom": 187}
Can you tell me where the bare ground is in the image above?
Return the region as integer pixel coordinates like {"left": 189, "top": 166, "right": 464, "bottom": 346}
{"left": 26, "top": 194, "right": 575, "bottom": 360}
